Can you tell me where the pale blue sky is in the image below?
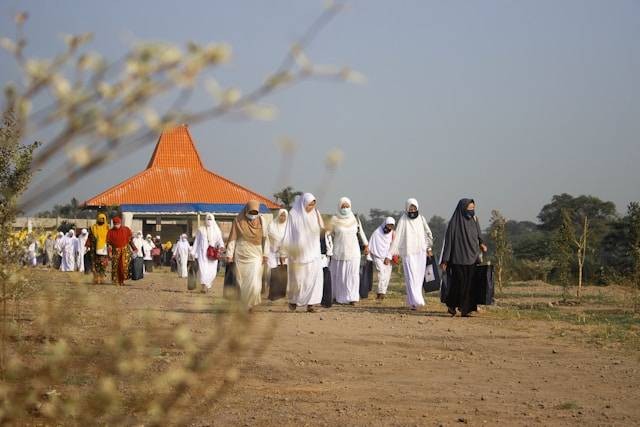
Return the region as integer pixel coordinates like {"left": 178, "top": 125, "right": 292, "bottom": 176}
{"left": 1, "top": 0, "right": 638, "bottom": 223}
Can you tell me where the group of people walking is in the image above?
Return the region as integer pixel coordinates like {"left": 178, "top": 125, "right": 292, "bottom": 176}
{"left": 194, "top": 193, "right": 487, "bottom": 317}
{"left": 36, "top": 194, "right": 486, "bottom": 317}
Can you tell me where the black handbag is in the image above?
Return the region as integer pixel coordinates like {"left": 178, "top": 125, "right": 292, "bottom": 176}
{"left": 359, "top": 259, "right": 374, "bottom": 299}
{"left": 422, "top": 256, "right": 440, "bottom": 293}
{"left": 268, "top": 265, "right": 288, "bottom": 301}
{"left": 321, "top": 266, "right": 332, "bottom": 308}
{"left": 474, "top": 264, "right": 495, "bottom": 305}
{"left": 223, "top": 262, "right": 238, "bottom": 299}
{"left": 440, "top": 267, "right": 451, "bottom": 304}
{"left": 187, "top": 259, "right": 198, "bottom": 290}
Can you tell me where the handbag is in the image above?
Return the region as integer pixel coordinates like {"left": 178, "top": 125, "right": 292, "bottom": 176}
{"left": 187, "top": 259, "right": 198, "bottom": 290}
{"left": 223, "top": 262, "right": 238, "bottom": 299}
{"left": 206, "top": 245, "right": 220, "bottom": 261}
{"left": 268, "top": 265, "right": 288, "bottom": 301}
{"left": 473, "top": 264, "right": 495, "bottom": 305}
{"left": 422, "top": 256, "right": 440, "bottom": 293}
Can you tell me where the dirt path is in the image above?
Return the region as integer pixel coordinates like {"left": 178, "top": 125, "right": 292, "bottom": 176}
{"left": 23, "top": 270, "right": 640, "bottom": 426}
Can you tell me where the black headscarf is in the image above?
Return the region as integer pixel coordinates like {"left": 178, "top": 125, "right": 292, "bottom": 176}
{"left": 441, "top": 198, "right": 483, "bottom": 265}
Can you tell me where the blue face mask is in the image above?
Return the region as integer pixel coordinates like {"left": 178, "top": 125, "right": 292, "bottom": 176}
{"left": 340, "top": 207, "right": 351, "bottom": 216}
{"left": 464, "top": 209, "right": 475, "bottom": 219}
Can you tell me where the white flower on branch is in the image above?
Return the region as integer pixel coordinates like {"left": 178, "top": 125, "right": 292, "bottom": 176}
{"left": 325, "top": 148, "right": 344, "bottom": 170}
{"left": 221, "top": 88, "right": 241, "bottom": 106}
{"left": 0, "top": 37, "right": 16, "bottom": 54}
{"left": 340, "top": 67, "right": 367, "bottom": 84}
{"left": 66, "top": 145, "right": 92, "bottom": 168}
{"left": 244, "top": 103, "right": 278, "bottom": 121}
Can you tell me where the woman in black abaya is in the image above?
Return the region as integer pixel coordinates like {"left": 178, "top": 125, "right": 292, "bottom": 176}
{"left": 440, "top": 198, "right": 488, "bottom": 317}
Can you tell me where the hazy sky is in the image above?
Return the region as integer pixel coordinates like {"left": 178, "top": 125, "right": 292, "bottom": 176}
{"left": 1, "top": 0, "right": 638, "bottom": 223}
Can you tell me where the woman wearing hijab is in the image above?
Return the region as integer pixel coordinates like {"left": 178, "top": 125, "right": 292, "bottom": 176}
{"left": 226, "top": 201, "right": 269, "bottom": 310}
{"left": 142, "top": 235, "right": 155, "bottom": 272}
{"left": 107, "top": 217, "right": 136, "bottom": 286}
{"left": 267, "top": 209, "right": 288, "bottom": 269}
{"left": 192, "top": 213, "right": 224, "bottom": 292}
{"left": 75, "top": 229, "right": 88, "bottom": 272}
{"left": 173, "top": 234, "right": 191, "bottom": 278}
{"left": 280, "top": 193, "right": 324, "bottom": 312}
{"left": 60, "top": 229, "right": 78, "bottom": 272}
{"left": 388, "top": 198, "right": 434, "bottom": 310}
{"left": 87, "top": 213, "right": 109, "bottom": 283}
{"left": 440, "top": 198, "right": 488, "bottom": 317}
{"left": 329, "top": 197, "right": 369, "bottom": 305}
{"left": 368, "top": 217, "right": 396, "bottom": 300}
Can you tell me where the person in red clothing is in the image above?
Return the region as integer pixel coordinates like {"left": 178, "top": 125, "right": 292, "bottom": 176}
{"left": 107, "top": 217, "right": 137, "bottom": 286}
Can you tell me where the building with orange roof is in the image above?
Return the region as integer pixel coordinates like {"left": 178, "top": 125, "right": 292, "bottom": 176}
{"left": 83, "top": 125, "right": 280, "bottom": 240}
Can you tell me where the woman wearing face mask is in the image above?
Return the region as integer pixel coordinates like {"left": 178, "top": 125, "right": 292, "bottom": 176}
{"left": 388, "top": 198, "right": 434, "bottom": 310}
{"left": 173, "top": 234, "right": 191, "bottom": 278}
{"left": 368, "top": 217, "right": 396, "bottom": 300}
{"left": 440, "top": 198, "right": 488, "bottom": 317}
{"left": 280, "top": 193, "right": 324, "bottom": 312}
{"left": 142, "top": 234, "right": 155, "bottom": 272}
{"left": 193, "top": 213, "right": 224, "bottom": 292}
{"left": 226, "top": 201, "right": 269, "bottom": 311}
{"left": 329, "top": 197, "right": 369, "bottom": 305}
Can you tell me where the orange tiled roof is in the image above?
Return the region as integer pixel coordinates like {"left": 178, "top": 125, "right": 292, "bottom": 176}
{"left": 84, "top": 125, "right": 279, "bottom": 210}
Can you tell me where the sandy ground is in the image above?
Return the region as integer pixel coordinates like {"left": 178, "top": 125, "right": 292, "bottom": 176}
{"left": 14, "top": 268, "right": 640, "bottom": 426}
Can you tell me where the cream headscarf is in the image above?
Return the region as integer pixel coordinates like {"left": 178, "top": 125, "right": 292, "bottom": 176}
{"left": 331, "top": 196, "right": 358, "bottom": 229}
{"left": 267, "top": 209, "right": 288, "bottom": 244}
{"left": 228, "top": 200, "right": 263, "bottom": 246}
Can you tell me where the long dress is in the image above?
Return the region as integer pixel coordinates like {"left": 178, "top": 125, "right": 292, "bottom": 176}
{"left": 76, "top": 234, "right": 88, "bottom": 272}
{"left": 192, "top": 225, "right": 224, "bottom": 289}
{"left": 330, "top": 219, "right": 367, "bottom": 304}
{"left": 174, "top": 239, "right": 191, "bottom": 278}
{"left": 390, "top": 214, "right": 433, "bottom": 308}
{"left": 281, "top": 194, "right": 324, "bottom": 307}
{"left": 60, "top": 234, "right": 77, "bottom": 272}
{"left": 368, "top": 224, "right": 394, "bottom": 295}
{"left": 107, "top": 226, "right": 134, "bottom": 284}
{"left": 441, "top": 198, "right": 484, "bottom": 315}
{"left": 229, "top": 239, "right": 264, "bottom": 308}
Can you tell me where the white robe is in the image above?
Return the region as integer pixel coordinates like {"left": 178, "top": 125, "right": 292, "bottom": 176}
{"left": 76, "top": 235, "right": 88, "bottom": 272}
{"left": 281, "top": 193, "right": 324, "bottom": 307}
{"left": 368, "top": 225, "right": 394, "bottom": 295}
{"left": 60, "top": 236, "right": 77, "bottom": 272}
{"left": 174, "top": 240, "right": 191, "bottom": 278}
{"left": 330, "top": 215, "right": 367, "bottom": 304}
{"left": 192, "top": 225, "right": 224, "bottom": 288}
{"left": 231, "top": 240, "right": 264, "bottom": 308}
{"left": 390, "top": 213, "right": 433, "bottom": 307}
{"left": 267, "top": 218, "right": 287, "bottom": 269}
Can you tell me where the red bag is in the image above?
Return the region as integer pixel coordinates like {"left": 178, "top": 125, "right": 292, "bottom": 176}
{"left": 206, "top": 246, "right": 220, "bottom": 261}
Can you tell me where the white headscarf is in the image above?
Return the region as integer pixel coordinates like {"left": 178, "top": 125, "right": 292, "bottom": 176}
{"left": 390, "top": 198, "right": 433, "bottom": 257}
{"left": 282, "top": 192, "right": 323, "bottom": 263}
{"left": 332, "top": 196, "right": 357, "bottom": 229}
{"left": 132, "top": 231, "right": 144, "bottom": 250}
{"left": 176, "top": 233, "right": 190, "bottom": 250}
{"left": 368, "top": 216, "right": 396, "bottom": 259}
{"left": 204, "top": 213, "right": 222, "bottom": 245}
{"left": 267, "top": 209, "right": 288, "bottom": 244}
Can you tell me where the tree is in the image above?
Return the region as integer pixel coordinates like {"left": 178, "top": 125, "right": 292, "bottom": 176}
{"left": 552, "top": 209, "right": 575, "bottom": 301}
{"left": 562, "top": 210, "right": 589, "bottom": 300}
{"left": 489, "top": 210, "right": 512, "bottom": 292}
{"left": 628, "top": 202, "right": 640, "bottom": 311}
{"left": 272, "top": 186, "right": 302, "bottom": 210}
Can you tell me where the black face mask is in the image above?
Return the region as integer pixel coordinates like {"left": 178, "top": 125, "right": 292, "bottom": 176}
{"left": 407, "top": 211, "right": 419, "bottom": 219}
{"left": 383, "top": 226, "right": 392, "bottom": 234}
{"left": 464, "top": 210, "right": 475, "bottom": 219}
{"left": 97, "top": 220, "right": 105, "bottom": 225}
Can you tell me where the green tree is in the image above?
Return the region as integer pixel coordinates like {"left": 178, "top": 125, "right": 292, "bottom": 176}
{"left": 489, "top": 210, "right": 512, "bottom": 292}
{"left": 428, "top": 215, "right": 446, "bottom": 259}
{"left": 35, "top": 197, "right": 94, "bottom": 219}
{"left": 628, "top": 202, "right": 640, "bottom": 311}
{"left": 552, "top": 209, "right": 575, "bottom": 301}
{"left": 273, "top": 186, "right": 302, "bottom": 210}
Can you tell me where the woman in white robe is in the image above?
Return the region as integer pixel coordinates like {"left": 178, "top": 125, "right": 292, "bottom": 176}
{"left": 60, "top": 229, "right": 77, "bottom": 272}
{"left": 76, "top": 229, "right": 89, "bottom": 272}
{"left": 329, "top": 197, "right": 368, "bottom": 305}
{"left": 142, "top": 235, "right": 155, "bottom": 273}
{"left": 226, "top": 201, "right": 269, "bottom": 310}
{"left": 368, "top": 217, "right": 396, "bottom": 299}
{"left": 281, "top": 193, "right": 324, "bottom": 312}
{"left": 173, "top": 234, "right": 191, "bottom": 278}
{"left": 192, "top": 213, "right": 224, "bottom": 291}
{"left": 389, "top": 198, "right": 433, "bottom": 310}
{"left": 267, "top": 209, "right": 288, "bottom": 269}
